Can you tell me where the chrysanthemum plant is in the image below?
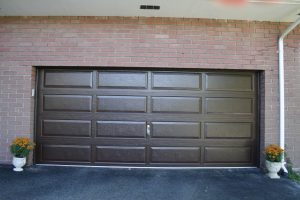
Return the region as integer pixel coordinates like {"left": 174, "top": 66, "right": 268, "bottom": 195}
{"left": 264, "top": 144, "right": 284, "bottom": 162}
{"left": 10, "top": 137, "right": 35, "bottom": 158}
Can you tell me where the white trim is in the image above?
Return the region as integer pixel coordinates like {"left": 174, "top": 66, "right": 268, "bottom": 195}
{"left": 1, "top": 0, "right": 299, "bottom": 22}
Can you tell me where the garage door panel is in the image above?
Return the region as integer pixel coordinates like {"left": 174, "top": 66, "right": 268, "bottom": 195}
{"left": 204, "top": 147, "right": 252, "bottom": 163}
{"left": 141, "top": 138, "right": 253, "bottom": 147}
{"left": 152, "top": 97, "right": 201, "bottom": 113}
{"left": 41, "top": 145, "right": 91, "bottom": 162}
{"left": 205, "top": 122, "right": 252, "bottom": 139}
{"left": 151, "top": 122, "right": 200, "bottom": 138}
{"left": 97, "top": 121, "right": 146, "bottom": 138}
{"left": 98, "top": 71, "right": 147, "bottom": 89}
{"left": 42, "top": 120, "right": 91, "bottom": 137}
{"left": 43, "top": 95, "right": 92, "bottom": 112}
{"left": 150, "top": 147, "right": 200, "bottom": 163}
{"left": 96, "top": 146, "right": 146, "bottom": 163}
{"left": 206, "top": 73, "right": 253, "bottom": 91}
{"left": 44, "top": 70, "right": 93, "bottom": 88}
{"left": 152, "top": 72, "right": 201, "bottom": 90}
{"left": 206, "top": 98, "right": 253, "bottom": 114}
{"left": 97, "top": 96, "right": 147, "bottom": 112}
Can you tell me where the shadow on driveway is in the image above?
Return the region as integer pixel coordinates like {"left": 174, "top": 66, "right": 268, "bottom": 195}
{"left": 0, "top": 166, "right": 299, "bottom": 200}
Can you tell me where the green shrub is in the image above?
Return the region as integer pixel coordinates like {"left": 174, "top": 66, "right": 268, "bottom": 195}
{"left": 286, "top": 157, "right": 300, "bottom": 184}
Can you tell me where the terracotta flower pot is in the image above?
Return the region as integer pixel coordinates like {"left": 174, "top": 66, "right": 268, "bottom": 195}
{"left": 265, "top": 160, "right": 282, "bottom": 179}
{"left": 12, "top": 156, "right": 26, "bottom": 172}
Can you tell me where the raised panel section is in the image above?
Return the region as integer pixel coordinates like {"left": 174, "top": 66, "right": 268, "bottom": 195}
{"left": 43, "top": 95, "right": 92, "bottom": 112}
{"left": 150, "top": 147, "right": 200, "bottom": 163}
{"left": 205, "top": 122, "right": 252, "bottom": 138}
{"left": 42, "top": 120, "right": 91, "bottom": 137}
{"left": 98, "top": 71, "right": 147, "bottom": 88}
{"left": 41, "top": 145, "right": 91, "bottom": 162}
{"left": 97, "top": 96, "right": 147, "bottom": 112}
{"left": 152, "top": 97, "right": 201, "bottom": 113}
{"left": 152, "top": 72, "right": 201, "bottom": 90}
{"left": 44, "top": 71, "right": 92, "bottom": 88}
{"left": 204, "top": 147, "right": 251, "bottom": 163}
{"left": 206, "top": 98, "right": 252, "bottom": 114}
{"left": 97, "top": 121, "right": 146, "bottom": 138}
{"left": 96, "top": 146, "right": 146, "bottom": 163}
{"left": 206, "top": 73, "right": 253, "bottom": 91}
{"left": 151, "top": 122, "right": 200, "bottom": 138}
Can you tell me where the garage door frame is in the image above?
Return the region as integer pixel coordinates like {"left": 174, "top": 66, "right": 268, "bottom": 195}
{"left": 34, "top": 67, "right": 260, "bottom": 167}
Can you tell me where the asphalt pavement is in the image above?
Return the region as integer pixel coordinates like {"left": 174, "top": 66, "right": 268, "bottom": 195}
{"left": 0, "top": 165, "right": 299, "bottom": 200}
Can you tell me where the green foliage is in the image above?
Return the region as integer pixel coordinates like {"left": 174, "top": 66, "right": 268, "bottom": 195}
{"left": 286, "top": 156, "right": 300, "bottom": 184}
{"left": 10, "top": 144, "right": 31, "bottom": 158}
{"left": 10, "top": 137, "right": 34, "bottom": 158}
{"left": 265, "top": 154, "right": 282, "bottom": 162}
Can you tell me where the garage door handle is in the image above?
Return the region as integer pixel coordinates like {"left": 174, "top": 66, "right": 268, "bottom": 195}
{"left": 147, "top": 124, "right": 151, "bottom": 137}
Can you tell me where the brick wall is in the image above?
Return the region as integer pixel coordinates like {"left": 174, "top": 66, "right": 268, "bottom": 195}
{"left": 285, "top": 34, "right": 300, "bottom": 167}
{"left": 0, "top": 66, "right": 34, "bottom": 162}
{"left": 0, "top": 16, "right": 299, "bottom": 167}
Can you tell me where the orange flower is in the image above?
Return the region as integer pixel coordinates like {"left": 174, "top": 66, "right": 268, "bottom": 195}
{"left": 10, "top": 137, "right": 35, "bottom": 158}
{"left": 264, "top": 144, "right": 283, "bottom": 162}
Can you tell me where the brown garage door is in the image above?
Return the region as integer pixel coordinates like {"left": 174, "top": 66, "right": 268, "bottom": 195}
{"left": 36, "top": 68, "right": 258, "bottom": 167}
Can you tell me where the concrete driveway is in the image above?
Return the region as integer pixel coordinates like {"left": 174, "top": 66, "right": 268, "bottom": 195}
{"left": 0, "top": 166, "right": 299, "bottom": 200}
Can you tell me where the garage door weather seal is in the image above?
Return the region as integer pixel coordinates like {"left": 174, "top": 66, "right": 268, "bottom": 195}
{"left": 37, "top": 164, "right": 257, "bottom": 170}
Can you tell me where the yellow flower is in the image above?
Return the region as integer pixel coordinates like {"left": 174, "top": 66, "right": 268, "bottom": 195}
{"left": 265, "top": 144, "right": 283, "bottom": 160}
{"left": 11, "top": 137, "right": 35, "bottom": 150}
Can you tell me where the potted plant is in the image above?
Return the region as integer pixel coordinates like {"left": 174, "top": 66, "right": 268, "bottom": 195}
{"left": 264, "top": 144, "right": 284, "bottom": 179}
{"left": 10, "top": 137, "right": 35, "bottom": 172}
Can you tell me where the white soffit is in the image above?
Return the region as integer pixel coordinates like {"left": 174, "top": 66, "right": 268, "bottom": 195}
{"left": 0, "top": 0, "right": 300, "bottom": 22}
